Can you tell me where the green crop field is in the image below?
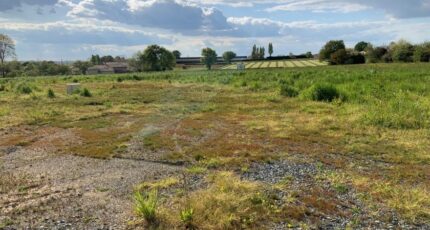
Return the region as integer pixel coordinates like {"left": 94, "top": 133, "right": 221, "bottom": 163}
{"left": 1, "top": 63, "right": 430, "bottom": 229}
{"left": 222, "top": 59, "right": 327, "bottom": 70}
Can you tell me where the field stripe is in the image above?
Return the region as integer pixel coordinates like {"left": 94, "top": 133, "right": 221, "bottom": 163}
{"left": 260, "top": 62, "right": 270, "bottom": 68}
{"left": 285, "top": 61, "right": 295, "bottom": 68}
{"left": 269, "top": 61, "right": 277, "bottom": 68}
{"left": 245, "top": 62, "right": 256, "bottom": 69}
{"left": 301, "top": 60, "right": 317, "bottom": 67}
{"left": 277, "top": 61, "right": 285, "bottom": 68}
{"left": 308, "top": 60, "right": 326, "bottom": 66}
{"left": 291, "top": 61, "right": 305, "bottom": 67}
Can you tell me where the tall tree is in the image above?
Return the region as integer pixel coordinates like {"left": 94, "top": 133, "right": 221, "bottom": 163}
{"left": 134, "top": 45, "right": 176, "bottom": 71}
{"left": 0, "top": 34, "right": 16, "bottom": 78}
{"left": 319, "top": 40, "right": 346, "bottom": 62}
{"left": 390, "top": 39, "right": 414, "bottom": 62}
{"left": 222, "top": 51, "right": 237, "bottom": 64}
{"left": 201, "top": 48, "right": 217, "bottom": 70}
{"left": 100, "top": 55, "right": 114, "bottom": 64}
{"left": 354, "top": 41, "right": 370, "bottom": 52}
{"left": 172, "top": 50, "right": 181, "bottom": 59}
{"left": 268, "top": 43, "right": 273, "bottom": 57}
{"left": 73, "top": 61, "right": 92, "bottom": 75}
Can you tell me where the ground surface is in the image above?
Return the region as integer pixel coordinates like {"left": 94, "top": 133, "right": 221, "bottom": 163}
{"left": 1, "top": 64, "right": 429, "bottom": 229}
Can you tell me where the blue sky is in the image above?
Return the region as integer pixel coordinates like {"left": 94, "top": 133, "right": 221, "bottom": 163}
{"left": 0, "top": 0, "right": 429, "bottom": 61}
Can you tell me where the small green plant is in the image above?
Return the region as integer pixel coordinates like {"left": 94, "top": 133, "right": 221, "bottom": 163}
{"left": 47, "top": 88, "right": 56, "bottom": 98}
{"left": 180, "top": 207, "right": 194, "bottom": 227}
{"left": 117, "top": 77, "right": 124, "bottom": 82}
{"left": 18, "top": 85, "right": 32, "bottom": 94}
{"left": 81, "top": 88, "right": 92, "bottom": 97}
{"left": 0, "top": 84, "right": 5, "bottom": 92}
{"left": 134, "top": 189, "right": 158, "bottom": 224}
{"left": 303, "top": 83, "right": 341, "bottom": 102}
{"left": 280, "top": 84, "right": 299, "bottom": 97}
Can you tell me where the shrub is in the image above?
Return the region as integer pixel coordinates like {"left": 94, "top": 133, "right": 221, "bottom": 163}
{"left": 303, "top": 84, "right": 341, "bottom": 102}
{"left": 280, "top": 84, "right": 299, "bottom": 97}
{"left": 47, "top": 88, "right": 55, "bottom": 98}
{"left": 18, "top": 84, "right": 32, "bottom": 94}
{"left": 134, "top": 189, "right": 158, "bottom": 224}
{"left": 80, "top": 88, "right": 92, "bottom": 97}
{"left": 117, "top": 77, "right": 123, "bottom": 82}
{"left": 0, "top": 85, "right": 5, "bottom": 92}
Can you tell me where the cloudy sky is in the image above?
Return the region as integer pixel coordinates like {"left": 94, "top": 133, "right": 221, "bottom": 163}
{"left": 1, "top": 0, "right": 429, "bottom": 61}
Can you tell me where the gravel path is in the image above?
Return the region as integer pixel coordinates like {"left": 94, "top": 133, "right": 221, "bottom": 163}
{"left": 1, "top": 146, "right": 181, "bottom": 229}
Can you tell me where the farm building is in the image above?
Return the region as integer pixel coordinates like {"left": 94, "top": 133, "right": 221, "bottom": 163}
{"left": 87, "top": 62, "right": 129, "bottom": 74}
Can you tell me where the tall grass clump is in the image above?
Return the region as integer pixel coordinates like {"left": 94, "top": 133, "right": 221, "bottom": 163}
{"left": 134, "top": 189, "right": 159, "bottom": 224}
{"left": 302, "top": 83, "right": 342, "bottom": 102}
{"left": 47, "top": 88, "right": 56, "bottom": 98}
{"left": 80, "top": 88, "right": 92, "bottom": 97}
{"left": 280, "top": 84, "right": 299, "bottom": 97}
{"left": 17, "top": 83, "right": 33, "bottom": 94}
{"left": 364, "top": 91, "right": 430, "bottom": 129}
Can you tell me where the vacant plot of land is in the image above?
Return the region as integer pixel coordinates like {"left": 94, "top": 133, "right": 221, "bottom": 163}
{"left": 1, "top": 63, "right": 429, "bottom": 229}
{"left": 222, "top": 59, "right": 327, "bottom": 69}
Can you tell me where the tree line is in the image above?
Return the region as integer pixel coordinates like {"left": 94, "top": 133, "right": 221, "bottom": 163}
{"left": 319, "top": 40, "right": 430, "bottom": 65}
{"left": 2, "top": 31, "right": 430, "bottom": 77}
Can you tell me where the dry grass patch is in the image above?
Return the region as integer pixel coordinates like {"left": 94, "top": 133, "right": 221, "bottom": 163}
{"left": 158, "top": 172, "right": 279, "bottom": 229}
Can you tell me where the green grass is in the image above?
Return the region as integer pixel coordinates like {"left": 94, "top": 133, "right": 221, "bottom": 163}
{"left": 1, "top": 62, "right": 430, "bottom": 226}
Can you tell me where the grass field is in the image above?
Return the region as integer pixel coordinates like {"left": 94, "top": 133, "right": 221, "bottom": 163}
{"left": 222, "top": 59, "right": 328, "bottom": 69}
{"left": 1, "top": 63, "right": 429, "bottom": 228}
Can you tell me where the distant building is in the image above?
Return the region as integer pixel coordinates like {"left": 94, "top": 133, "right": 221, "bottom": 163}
{"left": 176, "top": 56, "right": 248, "bottom": 65}
{"left": 87, "top": 62, "right": 129, "bottom": 75}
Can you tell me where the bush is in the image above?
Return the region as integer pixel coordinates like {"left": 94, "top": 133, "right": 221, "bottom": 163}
{"left": 47, "top": 88, "right": 55, "bottom": 98}
{"left": 280, "top": 84, "right": 299, "bottom": 97}
{"left": 18, "top": 84, "right": 32, "bottom": 94}
{"left": 117, "top": 77, "right": 123, "bottom": 82}
{"left": 134, "top": 189, "right": 158, "bottom": 224}
{"left": 0, "top": 85, "right": 5, "bottom": 92}
{"left": 80, "top": 88, "right": 92, "bottom": 97}
{"left": 303, "top": 84, "right": 341, "bottom": 102}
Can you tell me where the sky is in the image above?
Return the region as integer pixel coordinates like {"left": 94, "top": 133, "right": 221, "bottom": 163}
{"left": 0, "top": 0, "right": 430, "bottom": 61}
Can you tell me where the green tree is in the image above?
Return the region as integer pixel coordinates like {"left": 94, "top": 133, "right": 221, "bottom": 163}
{"left": 201, "top": 48, "right": 217, "bottom": 70}
{"left": 268, "top": 43, "right": 273, "bottom": 57}
{"left": 73, "top": 61, "right": 92, "bottom": 75}
{"left": 305, "top": 51, "right": 313, "bottom": 58}
{"left": 0, "top": 34, "right": 16, "bottom": 78}
{"left": 390, "top": 40, "right": 414, "bottom": 62}
{"left": 133, "top": 45, "right": 175, "bottom": 71}
{"left": 172, "top": 50, "right": 181, "bottom": 59}
{"left": 413, "top": 42, "right": 430, "bottom": 62}
{"left": 100, "top": 55, "right": 114, "bottom": 64}
{"left": 330, "top": 49, "right": 348, "bottom": 65}
{"left": 319, "top": 40, "right": 346, "bottom": 62}
{"left": 354, "top": 41, "right": 370, "bottom": 52}
{"left": 222, "top": 51, "right": 236, "bottom": 64}
{"left": 90, "top": 55, "right": 101, "bottom": 65}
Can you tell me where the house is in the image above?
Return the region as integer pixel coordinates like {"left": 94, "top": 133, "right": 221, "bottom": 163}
{"left": 87, "top": 62, "right": 129, "bottom": 75}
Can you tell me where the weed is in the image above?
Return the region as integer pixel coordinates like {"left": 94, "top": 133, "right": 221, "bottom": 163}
{"left": 81, "top": 88, "right": 92, "bottom": 97}
{"left": 134, "top": 189, "right": 158, "bottom": 224}
{"left": 280, "top": 84, "right": 299, "bottom": 97}
{"left": 47, "top": 88, "right": 56, "bottom": 98}
{"left": 18, "top": 84, "right": 32, "bottom": 94}
{"left": 180, "top": 207, "right": 195, "bottom": 227}
{"left": 302, "top": 83, "right": 341, "bottom": 102}
{"left": 186, "top": 166, "right": 207, "bottom": 174}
